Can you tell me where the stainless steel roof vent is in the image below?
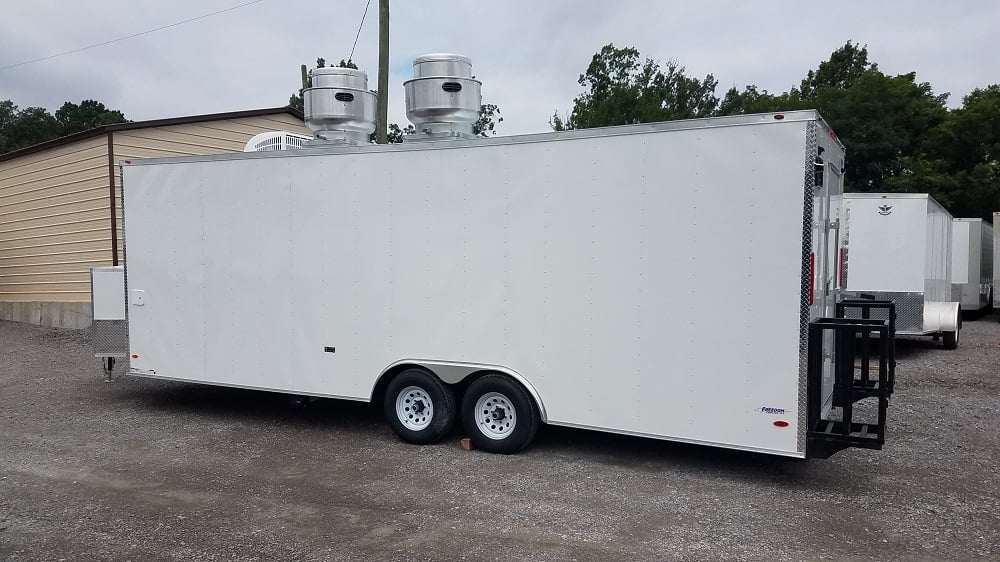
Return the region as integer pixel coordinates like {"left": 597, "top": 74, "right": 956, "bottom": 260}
{"left": 404, "top": 54, "right": 482, "bottom": 140}
{"left": 303, "top": 67, "right": 376, "bottom": 144}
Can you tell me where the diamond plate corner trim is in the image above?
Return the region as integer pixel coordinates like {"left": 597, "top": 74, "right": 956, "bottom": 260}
{"left": 119, "top": 164, "right": 129, "bottom": 322}
{"left": 797, "top": 121, "right": 819, "bottom": 453}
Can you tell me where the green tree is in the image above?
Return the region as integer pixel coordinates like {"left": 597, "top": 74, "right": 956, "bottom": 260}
{"left": 816, "top": 70, "right": 948, "bottom": 192}
{"left": 798, "top": 41, "right": 875, "bottom": 99}
{"left": 551, "top": 44, "right": 720, "bottom": 130}
{"left": 889, "top": 85, "right": 1000, "bottom": 218}
{"left": 0, "top": 99, "right": 128, "bottom": 154}
{"left": 0, "top": 99, "right": 16, "bottom": 153}
{"left": 55, "top": 100, "right": 127, "bottom": 135}
{"left": 713, "top": 42, "right": 949, "bottom": 193}
{"left": 5, "top": 106, "right": 59, "bottom": 152}
{"left": 386, "top": 123, "right": 414, "bottom": 143}
{"left": 716, "top": 85, "right": 802, "bottom": 115}
{"left": 472, "top": 103, "right": 502, "bottom": 137}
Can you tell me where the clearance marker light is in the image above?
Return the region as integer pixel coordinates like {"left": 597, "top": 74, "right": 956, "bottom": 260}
{"left": 131, "top": 354, "right": 139, "bottom": 359}
{"left": 773, "top": 420, "right": 789, "bottom": 428}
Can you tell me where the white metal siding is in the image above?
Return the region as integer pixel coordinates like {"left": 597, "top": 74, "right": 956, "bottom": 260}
{"left": 981, "top": 221, "right": 994, "bottom": 294}
{"left": 124, "top": 119, "right": 818, "bottom": 456}
{"left": 924, "top": 198, "right": 952, "bottom": 303}
{"left": 843, "top": 196, "right": 928, "bottom": 293}
{"left": 951, "top": 220, "right": 971, "bottom": 284}
{"left": 951, "top": 219, "right": 992, "bottom": 309}
{"left": 111, "top": 114, "right": 310, "bottom": 264}
{"left": 995, "top": 213, "right": 1000, "bottom": 307}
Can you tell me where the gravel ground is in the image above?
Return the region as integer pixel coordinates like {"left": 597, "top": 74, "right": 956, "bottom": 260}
{"left": 1, "top": 315, "right": 999, "bottom": 561}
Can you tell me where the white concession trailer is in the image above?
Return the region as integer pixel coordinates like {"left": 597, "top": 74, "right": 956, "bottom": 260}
{"left": 951, "top": 218, "right": 994, "bottom": 311}
{"left": 839, "top": 193, "right": 960, "bottom": 348}
{"left": 92, "top": 57, "right": 895, "bottom": 459}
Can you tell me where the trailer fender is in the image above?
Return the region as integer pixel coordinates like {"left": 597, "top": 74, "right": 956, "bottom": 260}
{"left": 924, "top": 301, "right": 960, "bottom": 333}
{"left": 373, "top": 360, "right": 548, "bottom": 423}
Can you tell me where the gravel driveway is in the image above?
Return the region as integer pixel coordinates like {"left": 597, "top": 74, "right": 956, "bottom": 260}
{"left": 1, "top": 315, "right": 998, "bottom": 561}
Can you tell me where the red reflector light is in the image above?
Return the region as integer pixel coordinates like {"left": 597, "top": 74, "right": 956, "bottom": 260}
{"left": 829, "top": 130, "right": 838, "bottom": 140}
{"left": 131, "top": 354, "right": 139, "bottom": 359}
{"left": 774, "top": 420, "right": 789, "bottom": 427}
{"left": 773, "top": 114, "right": 784, "bottom": 120}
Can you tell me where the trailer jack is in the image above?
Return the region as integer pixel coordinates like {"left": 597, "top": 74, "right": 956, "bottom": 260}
{"left": 102, "top": 357, "right": 116, "bottom": 383}
{"left": 806, "top": 300, "right": 896, "bottom": 459}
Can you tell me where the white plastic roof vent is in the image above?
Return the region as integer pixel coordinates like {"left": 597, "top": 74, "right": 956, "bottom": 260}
{"left": 243, "top": 131, "right": 312, "bottom": 152}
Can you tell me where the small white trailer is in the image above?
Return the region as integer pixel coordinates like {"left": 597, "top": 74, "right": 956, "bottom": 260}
{"left": 92, "top": 56, "right": 895, "bottom": 459}
{"left": 951, "top": 218, "right": 994, "bottom": 311}
{"left": 839, "top": 193, "right": 960, "bottom": 347}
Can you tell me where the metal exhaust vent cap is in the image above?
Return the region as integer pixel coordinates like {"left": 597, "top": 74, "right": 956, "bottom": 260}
{"left": 303, "top": 67, "right": 376, "bottom": 144}
{"left": 404, "top": 53, "right": 482, "bottom": 140}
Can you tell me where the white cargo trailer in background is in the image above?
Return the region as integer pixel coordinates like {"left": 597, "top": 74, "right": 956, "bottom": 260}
{"left": 951, "top": 218, "right": 994, "bottom": 311}
{"left": 840, "top": 193, "right": 960, "bottom": 347}
{"left": 995, "top": 213, "right": 1000, "bottom": 309}
{"left": 91, "top": 57, "right": 896, "bottom": 459}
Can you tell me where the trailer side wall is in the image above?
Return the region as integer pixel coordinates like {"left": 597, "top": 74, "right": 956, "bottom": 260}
{"left": 925, "top": 198, "right": 952, "bottom": 304}
{"left": 982, "top": 221, "right": 994, "bottom": 307}
{"left": 994, "top": 212, "right": 1000, "bottom": 307}
{"left": 123, "top": 119, "right": 821, "bottom": 456}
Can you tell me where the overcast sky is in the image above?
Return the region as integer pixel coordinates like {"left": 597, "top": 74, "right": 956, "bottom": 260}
{"left": 1, "top": 0, "right": 997, "bottom": 135}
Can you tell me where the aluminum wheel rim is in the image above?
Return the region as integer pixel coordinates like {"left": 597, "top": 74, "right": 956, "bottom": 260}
{"left": 395, "top": 386, "right": 434, "bottom": 431}
{"left": 474, "top": 392, "right": 516, "bottom": 440}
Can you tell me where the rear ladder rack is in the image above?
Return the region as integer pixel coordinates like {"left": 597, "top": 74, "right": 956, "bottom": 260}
{"left": 806, "top": 300, "right": 896, "bottom": 459}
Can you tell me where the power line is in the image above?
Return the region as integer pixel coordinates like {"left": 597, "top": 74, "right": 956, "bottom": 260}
{"left": 0, "top": 0, "right": 268, "bottom": 72}
{"left": 348, "top": 0, "right": 373, "bottom": 63}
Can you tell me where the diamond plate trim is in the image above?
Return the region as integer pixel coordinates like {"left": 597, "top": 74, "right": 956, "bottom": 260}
{"left": 843, "top": 291, "right": 924, "bottom": 332}
{"left": 93, "top": 319, "right": 129, "bottom": 356}
{"left": 119, "top": 164, "right": 129, "bottom": 322}
{"left": 797, "top": 121, "right": 818, "bottom": 453}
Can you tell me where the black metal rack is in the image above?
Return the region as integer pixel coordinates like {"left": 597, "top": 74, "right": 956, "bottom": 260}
{"left": 836, "top": 299, "right": 897, "bottom": 396}
{"left": 806, "top": 300, "right": 896, "bottom": 459}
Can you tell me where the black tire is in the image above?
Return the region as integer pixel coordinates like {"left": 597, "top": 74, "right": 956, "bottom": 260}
{"left": 943, "top": 315, "right": 961, "bottom": 350}
{"left": 461, "top": 374, "right": 540, "bottom": 454}
{"left": 383, "top": 368, "right": 456, "bottom": 445}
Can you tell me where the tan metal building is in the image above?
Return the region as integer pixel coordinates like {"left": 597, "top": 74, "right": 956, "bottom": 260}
{"left": 0, "top": 107, "right": 310, "bottom": 328}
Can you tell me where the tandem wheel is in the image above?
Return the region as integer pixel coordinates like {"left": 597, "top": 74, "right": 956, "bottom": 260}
{"left": 461, "top": 374, "right": 540, "bottom": 454}
{"left": 383, "top": 368, "right": 457, "bottom": 444}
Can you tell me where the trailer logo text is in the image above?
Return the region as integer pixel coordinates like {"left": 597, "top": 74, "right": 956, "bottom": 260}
{"left": 759, "top": 406, "right": 786, "bottom": 415}
{"left": 877, "top": 204, "right": 893, "bottom": 216}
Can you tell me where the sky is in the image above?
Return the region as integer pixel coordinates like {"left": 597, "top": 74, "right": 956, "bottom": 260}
{"left": 1, "top": 0, "right": 998, "bottom": 136}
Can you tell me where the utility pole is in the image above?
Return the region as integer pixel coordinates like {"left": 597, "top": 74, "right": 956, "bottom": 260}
{"left": 375, "top": 0, "right": 389, "bottom": 144}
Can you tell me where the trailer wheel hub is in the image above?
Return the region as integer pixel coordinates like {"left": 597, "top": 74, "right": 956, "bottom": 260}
{"left": 395, "top": 386, "right": 434, "bottom": 431}
{"left": 474, "top": 392, "right": 516, "bottom": 440}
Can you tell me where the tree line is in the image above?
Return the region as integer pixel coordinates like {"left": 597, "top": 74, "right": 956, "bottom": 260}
{"left": 0, "top": 100, "right": 128, "bottom": 154}
{"left": 4, "top": 43, "right": 995, "bottom": 221}
{"left": 552, "top": 42, "right": 999, "bottom": 220}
